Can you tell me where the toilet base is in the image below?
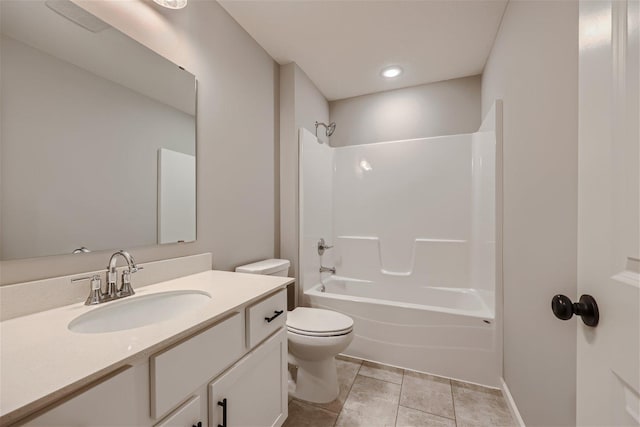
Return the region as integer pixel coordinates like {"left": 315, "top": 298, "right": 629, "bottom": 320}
{"left": 288, "top": 356, "right": 339, "bottom": 403}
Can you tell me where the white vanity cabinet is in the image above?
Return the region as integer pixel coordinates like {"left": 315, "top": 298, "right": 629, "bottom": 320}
{"left": 154, "top": 395, "right": 203, "bottom": 427}
{"left": 22, "top": 366, "right": 145, "bottom": 426}
{"left": 150, "top": 313, "right": 244, "bottom": 419}
{"left": 209, "top": 330, "right": 288, "bottom": 427}
{"left": 10, "top": 288, "right": 289, "bottom": 427}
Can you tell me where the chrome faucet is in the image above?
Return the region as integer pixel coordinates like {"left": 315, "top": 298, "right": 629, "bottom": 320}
{"left": 319, "top": 265, "right": 336, "bottom": 274}
{"left": 317, "top": 238, "right": 333, "bottom": 256}
{"left": 106, "top": 250, "right": 143, "bottom": 300}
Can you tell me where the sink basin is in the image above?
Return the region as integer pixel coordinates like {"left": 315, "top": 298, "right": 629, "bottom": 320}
{"left": 69, "top": 290, "right": 212, "bottom": 333}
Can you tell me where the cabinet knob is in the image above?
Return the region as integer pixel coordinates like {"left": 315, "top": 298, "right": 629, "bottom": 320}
{"left": 192, "top": 422, "right": 202, "bottom": 427}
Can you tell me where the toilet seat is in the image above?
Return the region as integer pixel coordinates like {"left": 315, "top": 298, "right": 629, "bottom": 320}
{"left": 287, "top": 307, "right": 354, "bottom": 337}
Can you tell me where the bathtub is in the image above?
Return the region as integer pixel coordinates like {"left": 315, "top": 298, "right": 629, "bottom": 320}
{"left": 305, "top": 277, "right": 499, "bottom": 387}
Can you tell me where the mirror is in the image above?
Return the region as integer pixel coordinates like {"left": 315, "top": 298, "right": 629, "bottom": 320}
{"left": 0, "top": 0, "right": 197, "bottom": 260}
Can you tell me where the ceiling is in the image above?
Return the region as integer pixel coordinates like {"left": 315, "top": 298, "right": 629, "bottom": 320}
{"left": 218, "top": 0, "right": 508, "bottom": 101}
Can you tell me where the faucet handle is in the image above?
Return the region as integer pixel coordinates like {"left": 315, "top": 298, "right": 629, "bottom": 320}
{"left": 317, "top": 238, "right": 334, "bottom": 255}
{"left": 71, "top": 274, "right": 103, "bottom": 305}
{"left": 118, "top": 269, "right": 137, "bottom": 298}
{"left": 130, "top": 265, "right": 144, "bottom": 274}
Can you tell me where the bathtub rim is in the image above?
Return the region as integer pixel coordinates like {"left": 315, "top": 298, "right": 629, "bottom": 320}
{"left": 305, "top": 281, "right": 495, "bottom": 321}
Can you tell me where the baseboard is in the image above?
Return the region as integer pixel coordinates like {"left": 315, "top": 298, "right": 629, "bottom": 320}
{"left": 501, "top": 377, "right": 526, "bottom": 427}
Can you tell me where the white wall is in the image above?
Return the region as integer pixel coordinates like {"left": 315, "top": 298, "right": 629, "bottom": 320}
{"left": 1, "top": 35, "right": 194, "bottom": 259}
{"left": 279, "top": 63, "right": 329, "bottom": 288}
{"left": 298, "top": 128, "right": 333, "bottom": 300}
{"left": 329, "top": 75, "right": 481, "bottom": 147}
{"left": 481, "top": 1, "right": 578, "bottom": 425}
{"left": 0, "top": 0, "right": 279, "bottom": 285}
{"left": 332, "top": 135, "right": 472, "bottom": 287}
{"left": 471, "top": 107, "right": 498, "bottom": 296}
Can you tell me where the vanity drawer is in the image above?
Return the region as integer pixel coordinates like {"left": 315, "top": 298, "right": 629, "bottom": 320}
{"left": 246, "top": 289, "right": 286, "bottom": 349}
{"left": 150, "top": 313, "right": 243, "bottom": 419}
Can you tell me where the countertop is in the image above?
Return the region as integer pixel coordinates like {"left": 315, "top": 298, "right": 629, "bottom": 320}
{"left": 0, "top": 270, "right": 293, "bottom": 424}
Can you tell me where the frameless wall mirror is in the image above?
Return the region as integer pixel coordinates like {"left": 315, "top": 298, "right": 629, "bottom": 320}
{"left": 0, "top": 0, "right": 197, "bottom": 260}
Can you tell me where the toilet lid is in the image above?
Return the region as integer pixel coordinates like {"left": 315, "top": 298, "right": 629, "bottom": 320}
{"left": 286, "top": 307, "right": 354, "bottom": 335}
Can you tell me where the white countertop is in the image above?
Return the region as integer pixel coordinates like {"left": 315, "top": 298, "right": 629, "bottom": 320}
{"left": 0, "top": 270, "right": 293, "bottom": 424}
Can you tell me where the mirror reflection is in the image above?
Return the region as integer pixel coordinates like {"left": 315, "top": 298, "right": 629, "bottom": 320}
{"left": 0, "top": 0, "right": 197, "bottom": 260}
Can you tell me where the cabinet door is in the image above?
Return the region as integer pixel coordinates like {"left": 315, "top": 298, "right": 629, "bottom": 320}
{"left": 208, "top": 329, "right": 287, "bottom": 427}
{"left": 155, "top": 395, "right": 202, "bottom": 427}
{"left": 151, "top": 313, "right": 243, "bottom": 419}
{"left": 23, "top": 366, "right": 143, "bottom": 427}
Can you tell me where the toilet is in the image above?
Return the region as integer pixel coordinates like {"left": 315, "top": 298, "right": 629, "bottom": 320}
{"left": 235, "top": 259, "right": 354, "bottom": 403}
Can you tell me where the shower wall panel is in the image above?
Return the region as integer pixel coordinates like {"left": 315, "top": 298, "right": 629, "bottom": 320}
{"left": 332, "top": 135, "right": 474, "bottom": 287}
{"left": 298, "top": 128, "right": 334, "bottom": 301}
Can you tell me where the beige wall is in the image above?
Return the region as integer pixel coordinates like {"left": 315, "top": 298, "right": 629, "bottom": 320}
{"left": 481, "top": 1, "right": 578, "bottom": 425}
{"left": 0, "top": 0, "right": 279, "bottom": 285}
{"left": 279, "top": 63, "right": 329, "bottom": 284}
{"left": 329, "top": 75, "right": 481, "bottom": 147}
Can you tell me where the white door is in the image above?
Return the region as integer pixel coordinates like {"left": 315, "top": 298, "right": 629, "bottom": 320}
{"left": 208, "top": 330, "right": 288, "bottom": 427}
{"left": 577, "top": 0, "right": 639, "bottom": 425}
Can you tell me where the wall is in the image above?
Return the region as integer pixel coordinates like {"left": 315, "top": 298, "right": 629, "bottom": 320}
{"left": 0, "top": 0, "right": 278, "bottom": 285}
{"left": 279, "top": 63, "right": 329, "bottom": 288}
{"left": 332, "top": 135, "right": 472, "bottom": 286}
{"left": 298, "top": 128, "right": 333, "bottom": 301}
{"left": 329, "top": 75, "right": 481, "bottom": 147}
{"left": 1, "top": 35, "right": 194, "bottom": 259}
{"left": 481, "top": 1, "right": 578, "bottom": 425}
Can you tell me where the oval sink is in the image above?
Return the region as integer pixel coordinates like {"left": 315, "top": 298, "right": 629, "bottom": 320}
{"left": 69, "top": 290, "right": 212, "bottom": 333}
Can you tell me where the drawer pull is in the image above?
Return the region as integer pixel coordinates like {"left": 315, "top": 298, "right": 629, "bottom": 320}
{"left": 264, "top": 310, "right": 284, "bottom": 323}
{"left": 192, "top": 422, "right": 202, "bottom": 427}
{"left": 218, "top": 398, "right": 227, "bottom": 427}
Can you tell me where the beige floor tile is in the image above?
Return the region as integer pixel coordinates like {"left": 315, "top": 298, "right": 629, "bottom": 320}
{"left": 399, "top": 371, "right": 455, "bottom": 419}
{"left": 301, "top": 357, "right": 362, "bottom": 413}
{"left": 358, "top": 361, "right": 404, "bottom": 384}
{"left": 283, "top": 399, "right": 338, "bottom": 427}
{"left": 335, "top": 375, "right": 401, "bottom": 427}
{"left": 452, "top": 380, "right": 515, "bottom": 427}
{"left": 396, "top": 406, "right": 456, "bottom": 427}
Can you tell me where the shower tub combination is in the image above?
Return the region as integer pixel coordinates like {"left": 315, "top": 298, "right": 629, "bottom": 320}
{"left": 298, "top": 104, "right": 501, "bottom": 387}
{"left": 307, "top": 277, "right": 497, "bottom": 386}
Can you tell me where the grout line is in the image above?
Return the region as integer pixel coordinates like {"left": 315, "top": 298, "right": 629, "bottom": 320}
{"left": 394, "top": 370, "right": 406, "bottom": 426}
{"left": 450, "top": 379, "right": 458, "bottom": 427}
{"left": 332, "top": 359, "right": 363, "bottom": 427}
{"left": 397, "top": 370, "right": 457, "bottom": 421}
{"left": 397, "top": 405, "right": 458, "bottom": 424}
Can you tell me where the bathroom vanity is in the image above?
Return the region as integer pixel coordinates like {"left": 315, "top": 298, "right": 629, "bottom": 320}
{"left": 0, "top": 268, "right": 293, "bottom": 427}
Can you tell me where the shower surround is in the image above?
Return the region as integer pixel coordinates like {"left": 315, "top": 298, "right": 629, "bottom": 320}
{"left": 299, "top": 103, "right": 502, "bottom": 386}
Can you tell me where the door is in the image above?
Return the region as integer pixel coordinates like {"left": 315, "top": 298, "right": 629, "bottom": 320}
{"left": 577, "top": 0, "right": 639, "bottom": 425}
{"left": 208, "top": 330, "right": 288, "bottom": 427}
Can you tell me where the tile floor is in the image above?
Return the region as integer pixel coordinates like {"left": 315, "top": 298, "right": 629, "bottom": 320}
{"left": 283, "top": 356, "right": 515, "bottom": 427}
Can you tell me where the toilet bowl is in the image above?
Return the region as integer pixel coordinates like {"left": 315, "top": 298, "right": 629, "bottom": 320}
{"left": 235, "top": 259, "right": 355, "bottom": 404}
{"left": 286, "top": 307, "right": 354, "bottom": 403}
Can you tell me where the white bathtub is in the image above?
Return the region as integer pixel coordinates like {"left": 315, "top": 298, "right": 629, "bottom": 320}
{"left": 305, "top": 277, "right": 499, "bottom": 387}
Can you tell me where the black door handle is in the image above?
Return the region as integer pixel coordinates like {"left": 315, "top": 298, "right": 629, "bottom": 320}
{"left": 265, "top": 310, "right": 284, "bottom": 323}
{"left": 551, "top": 294, "right": 599, "bottom": 327}
{"left": 218, "top": 398, "right": 227, "bottom": 427}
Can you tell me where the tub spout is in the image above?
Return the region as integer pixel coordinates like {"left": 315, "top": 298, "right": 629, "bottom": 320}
{"left": 320, "top": 266, "right": 336, "bottom": 274}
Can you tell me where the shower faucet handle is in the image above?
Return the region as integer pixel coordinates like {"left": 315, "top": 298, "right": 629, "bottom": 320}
{"left": 317, "top": 238, "right": 334, "bottom": 255}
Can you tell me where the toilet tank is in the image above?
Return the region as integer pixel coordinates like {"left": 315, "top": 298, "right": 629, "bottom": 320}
{"left": 235, "top": 259, "right": 290, "bottom": 277}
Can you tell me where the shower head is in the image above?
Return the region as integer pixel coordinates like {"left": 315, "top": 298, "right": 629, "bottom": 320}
{"left": 326, "top": 122, "right": 336, "bottom": 136}
{"left": 315, "top": 121, "right": 336, "bottom": 139}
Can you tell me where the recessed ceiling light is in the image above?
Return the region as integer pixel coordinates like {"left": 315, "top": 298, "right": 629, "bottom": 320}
{"left": 381, "top": 66, "right": 403, "bottom": 79}
{"left": 153, "top": 0, "right": 187, "bottom": 9}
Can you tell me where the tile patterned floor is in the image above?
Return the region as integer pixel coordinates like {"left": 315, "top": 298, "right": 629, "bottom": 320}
{"left": 284, "top": 356, "right": 515, "bottom": 427}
